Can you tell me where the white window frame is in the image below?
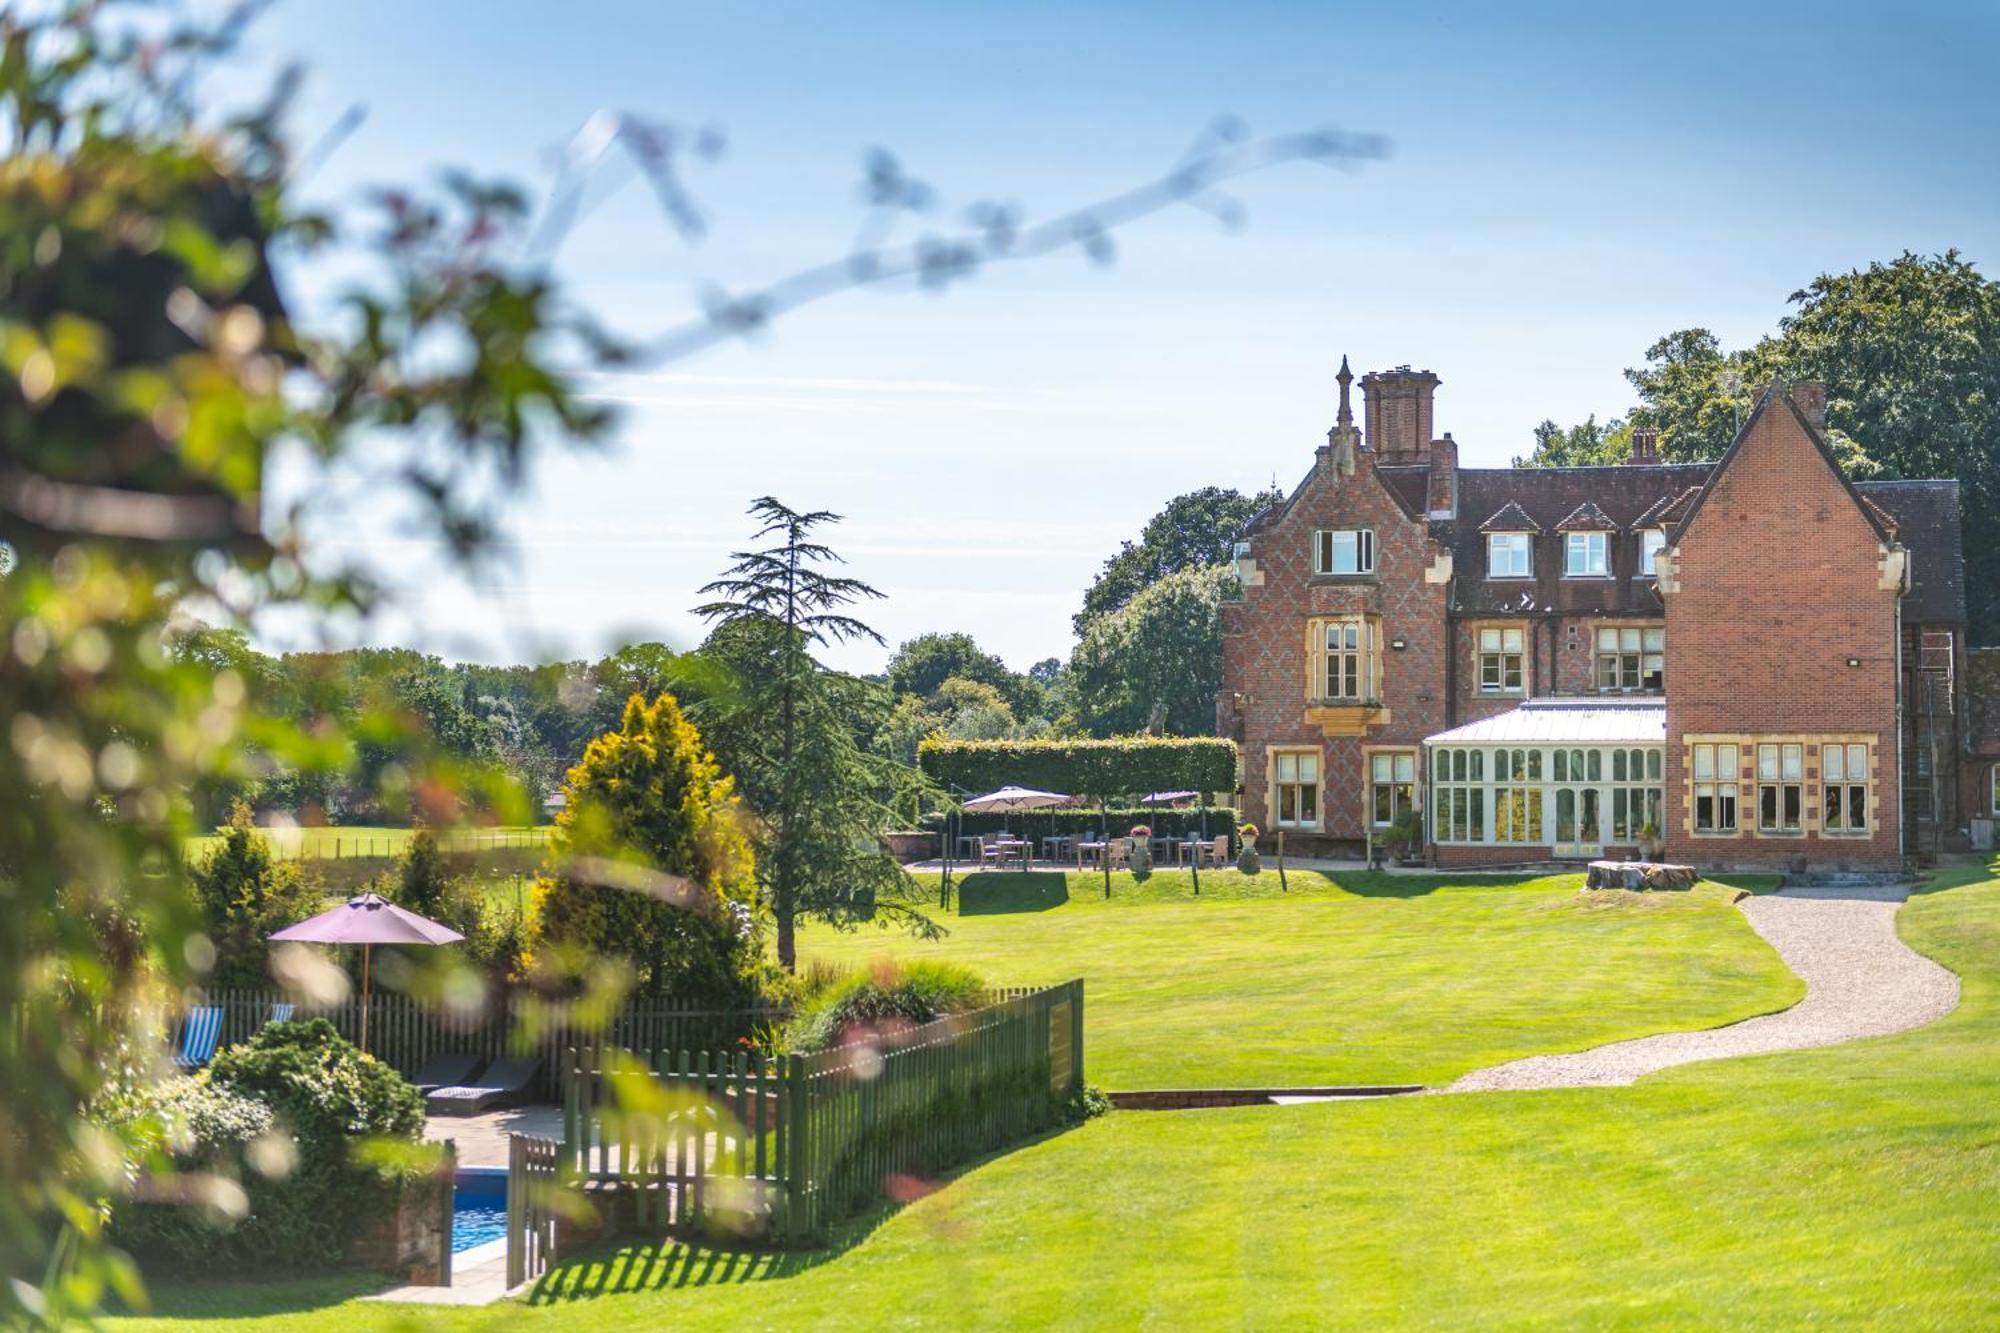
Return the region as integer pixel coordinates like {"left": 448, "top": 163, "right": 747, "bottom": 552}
{"left": 1594, "top": 626, "right": 1665, "bottom": 693}
{"left": 1370, "top": 751, "right": 1418, "bottom": 827}
{"left": 1692, "top": 742, "right": 1740, "bottom": 835}
{"left": 1757, "top": 743, "right": 1805, "bottom": 834}
{"left": 1564, "top": 531, "right": 1610, "bottom": 577}
{"left": 1640, "top": 529, "right": 1667, "bottom": 576}
{"left": 1312, "top": 617, "right": 1374, "bottom": 703}
{"left": 1272, "top": 750, "right": 1321, "bottom": 830}
{"left": 1487, "top": 532, "right": 1533, "bottom": 579}
{"left": 1315, "top": 528, "right": 1375, "bottom": 576}
{"left": 1477, "top": 626, "right": 1526, "bottom": 695}
{"left": 1822, "top": 743, "right": 1870, "bottom": 836}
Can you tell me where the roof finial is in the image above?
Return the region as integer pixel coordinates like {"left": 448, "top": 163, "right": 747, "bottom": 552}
{"left": 1326, "top": 354, "right": 1360, "bottom": 477}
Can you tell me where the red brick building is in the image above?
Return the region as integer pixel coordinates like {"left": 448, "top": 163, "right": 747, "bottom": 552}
{"left": 1219, "top": 362, "right": 1970, "bottom": 872}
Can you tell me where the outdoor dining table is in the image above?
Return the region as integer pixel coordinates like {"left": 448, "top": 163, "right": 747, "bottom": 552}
{"left": 1075, "top": 839, "right": 1108, "bottom": 869}
{"left": 956, "top": 834, "right": 982, "bottom": 862}
{"left": 1041, "top": 835, "right": 1073, "bottom": 862}
{"left": 991, "top": 837, "right": 1030, "bottom": 869}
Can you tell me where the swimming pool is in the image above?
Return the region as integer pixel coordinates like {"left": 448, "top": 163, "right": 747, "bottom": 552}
{"left": 453, "top": 1168, "right": 508, "bottom": 1254}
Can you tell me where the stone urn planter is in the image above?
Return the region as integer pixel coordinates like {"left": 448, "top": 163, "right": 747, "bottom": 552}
{"left": 1128, "top": 831, "right": 1153, "bottom": 882}
{"left": 1235, "top": 826, "right": 1261, "bottom": 874}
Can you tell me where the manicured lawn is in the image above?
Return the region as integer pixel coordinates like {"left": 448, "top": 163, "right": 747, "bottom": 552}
{"left": 112, "top": 861, "right": 2000, "bottom": 1329}
{"left": 799, "top": 868, "right": 1798, "bottom": 1089}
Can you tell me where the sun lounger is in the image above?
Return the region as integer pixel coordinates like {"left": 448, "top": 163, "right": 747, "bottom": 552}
{"left": 266, "top": 1003, "right": 295, "bottom": 1025}
{"left": 173, "top": 1006, "right": 224, "bottom": 1070}
{"left": 409, "top": 1052, "right": 485, "bottom": 1096}
{"left": 425, "top": 1057, "right": 541, "bottom": 1115}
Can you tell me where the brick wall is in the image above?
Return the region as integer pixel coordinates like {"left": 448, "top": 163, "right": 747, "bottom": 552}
{"left": 1662, "top": 395, "right": 1903, "bottom": 868}
{"left": 1223, "top": 448, "right": 1448, "bottom": 855}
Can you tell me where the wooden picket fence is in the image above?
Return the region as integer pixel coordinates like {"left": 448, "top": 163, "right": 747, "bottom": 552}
{"left": 560, "top": 980, "right": 1084, "bottom": 1243}
{"left": 506, "top": 1132, "right": 562, "bottom": 1288}
{"left": 183, "top": 989, "right": 786, "bottom": 1100}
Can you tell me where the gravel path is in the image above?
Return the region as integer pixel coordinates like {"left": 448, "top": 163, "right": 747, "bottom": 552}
{"left": 1447, "top": 884, "right": 1960, "bottom": 1093}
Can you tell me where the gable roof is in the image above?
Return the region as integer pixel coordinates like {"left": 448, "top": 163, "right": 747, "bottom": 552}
{"left": 1556, "top": 501, "right": 1618, "bottom": 532}
{"left": 1673, "top": 380, "right": 1894, "bottom": 548}
{"left": 1478, "top": 500, "right": 1541, "bottom": 533}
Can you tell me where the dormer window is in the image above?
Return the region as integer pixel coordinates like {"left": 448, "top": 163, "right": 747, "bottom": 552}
{"left": 1640, "top": 529, "right": 1667, "bottom": 575}
{"left": 1487, "top": 532, "right": 1533, "bottom": 579}
{"left": 1315, "top": 528, "right": 1374, "bottom": 576}
{"left": 1564, "top": 531, "right": 1609, "bottom": 577}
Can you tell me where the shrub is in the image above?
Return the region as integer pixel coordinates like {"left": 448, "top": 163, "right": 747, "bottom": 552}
{"left": 916, "top": 736, "right": 1235, "bottom": 800}
{"left": 790, "top": 960, "right": 988, "bottom": 1053}
{"left": 189, "top": 1019, "right": 424, "bottom": 1265}
{"left": 102, "top": 1077, "right": 278, "bottom": 1262}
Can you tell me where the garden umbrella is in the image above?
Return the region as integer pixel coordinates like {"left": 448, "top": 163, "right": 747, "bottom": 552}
{"left": 960, "top": 786, "right": 1080, "bottom": 869}
{"left": 270, "top": 893, "right": 464, "bottom": 1053}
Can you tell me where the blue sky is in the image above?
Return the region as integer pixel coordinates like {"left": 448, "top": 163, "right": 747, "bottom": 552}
{"left": 243, "top": 0, "right": 2000, "bottom": 673}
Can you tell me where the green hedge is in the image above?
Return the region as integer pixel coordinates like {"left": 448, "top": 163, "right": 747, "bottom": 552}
{"left": 934, "top": 806, "right": 1238, "bottom": 839}
{"left": 917, "top": 736, "right": 1236, "bottom": 799}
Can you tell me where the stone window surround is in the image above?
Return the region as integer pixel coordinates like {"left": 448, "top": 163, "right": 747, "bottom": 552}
{"left": 1471, "top": 619, "right": 1531, "bottom": 698}
{"left": 1268, "top": 745, "right": 1323, "bottom": 832}
{"left": 1677, "top": 734, "right": 1879, "bottom": 841}
{"left": 1303, "top": 614, "right": 1383, "bottom": 706}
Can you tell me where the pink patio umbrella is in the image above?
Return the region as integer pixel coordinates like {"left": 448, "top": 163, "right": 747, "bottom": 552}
{"left": 270, "top": 893, "right": 464, "bottom": 1053}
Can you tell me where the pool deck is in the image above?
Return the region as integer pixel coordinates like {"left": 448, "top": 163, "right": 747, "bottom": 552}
{"left": 422, "top": 1102, "right": 564, "bottom": 1168}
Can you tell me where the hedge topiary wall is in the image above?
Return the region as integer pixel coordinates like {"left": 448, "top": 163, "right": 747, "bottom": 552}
{"left": 916, "top": 737, "right": 1236, "bottom": 800}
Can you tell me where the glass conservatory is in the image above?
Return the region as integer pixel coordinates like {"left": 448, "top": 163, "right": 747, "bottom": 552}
{"left": 1425, "top": 700, "right": 1666, "bottom": 857}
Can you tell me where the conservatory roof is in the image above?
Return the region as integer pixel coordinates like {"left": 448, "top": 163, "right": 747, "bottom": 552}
{"left": 1425, "top": 698, "right": 1666, "bottom": 747}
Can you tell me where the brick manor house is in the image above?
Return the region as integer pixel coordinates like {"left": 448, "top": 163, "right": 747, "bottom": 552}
{"left": 1218, "top": 360, "right": 1979, "bottom": 871}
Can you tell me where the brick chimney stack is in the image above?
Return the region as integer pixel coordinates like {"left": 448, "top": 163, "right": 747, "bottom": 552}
{"left": 1628, "top": 426, "right": 1660, "bottom": 465}
{"left": 1427, "top": 432, "right": 1458, "bottom": 518}
{"left": 1359, "top": 366, "right": 1440, "bottom": 464}
{"left": 1788, "top": 381, "right": 1827, "bottom": 431}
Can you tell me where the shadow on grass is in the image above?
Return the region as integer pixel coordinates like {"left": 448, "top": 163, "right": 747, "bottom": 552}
{"left": 1319, "top": 870, "right": 1555, "bottom": 899}
{"left": 108, "top": 1269, "right": 391, "bottom": 1322}
{"left": 522, "top": 1123, "right": 1083, "bottom": 1305}
{"left": 955, "top": 871, "right": 1069, "bottom": 915}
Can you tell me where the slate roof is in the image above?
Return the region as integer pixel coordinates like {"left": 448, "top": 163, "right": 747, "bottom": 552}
{"left": 1371, "top": 461, "right": 1968, "bottom": 626}
{"left": 1856, "top": 479, "right": 1966, "bottom": 624}
{"left": 1556, "top": 501, "right": 1618, "bottom": 532}
{"left": 1478, "top": 500, "right": 1541, "bottom": 533}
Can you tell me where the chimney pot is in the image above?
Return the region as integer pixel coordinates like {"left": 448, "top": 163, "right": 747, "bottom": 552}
{"left": 1627, "top": 426, "right": 1660, "bottom": 466}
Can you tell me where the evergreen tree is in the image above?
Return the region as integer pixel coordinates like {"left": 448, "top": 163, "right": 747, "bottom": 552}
{"left": 528, "top": 692, "right": 762, "bottom": 1002}
{"left": 693, "top": 498, "right": 929, "bottom": 969}
{"left": 189, "top": 805, "right": 325, "bottom": 989}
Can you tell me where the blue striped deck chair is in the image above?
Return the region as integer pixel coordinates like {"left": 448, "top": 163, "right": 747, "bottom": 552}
{"left": 174, "top": 1006, "right": 224, "bottom": 1070}
{"left": 267, "top": 1003, "right": 295, "bottom": 1025}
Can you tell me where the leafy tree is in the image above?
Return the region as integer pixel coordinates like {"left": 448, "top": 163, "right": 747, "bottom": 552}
{"left": 187, "top": 806, "right": 326, "bottom": 989}
{"left": 1514, "top": 414, "right": 1630, "bottom": 469}
{"left": 1516, "top": 253, "right": 1996, "bottom": 633}
{"left": 882, "top": 676, "right": 1022, "bottom": 765}
{"left": 693, "top": 500, "right": 929, "bottom": 968}
{"left": 1075, "top": 486, "right": 1281, "bottom": 633}
{"left": 883, "top": 631, "right": 1040, "bottom": 716}
{"left": 1069, "top": 564, "right": 1236, "bottom": 737}
{"left": 528, "top": 692, "right": 762, "bottom": 1003}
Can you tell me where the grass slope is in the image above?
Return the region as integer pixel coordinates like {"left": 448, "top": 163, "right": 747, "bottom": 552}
{"left": 801, "top": 869, "right": 1797, "bottom": 1088}
{"left": 115, "top": 862, "right": 2000, "bottom": 1330}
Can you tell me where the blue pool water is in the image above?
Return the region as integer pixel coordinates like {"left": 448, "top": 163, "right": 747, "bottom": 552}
{"left": 453, "top": 1169, "right": 508, "bottom": 1253}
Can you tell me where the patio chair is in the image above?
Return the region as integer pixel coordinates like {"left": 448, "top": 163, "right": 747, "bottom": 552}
{"left": 1203, "top": 835, "right": 1230, "bottom": 868}
{"left": 1104, "top": 839, "right": 1131, "bottom": 871}
{"left": 173, "top": 1006, "right": 224, "bottom": 1070}
{"left": 409, "top": 1051, "right": 485, "bottom": 1096}
{"left": 425, "top": 1057, "right": 542, "bottom": 1116}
